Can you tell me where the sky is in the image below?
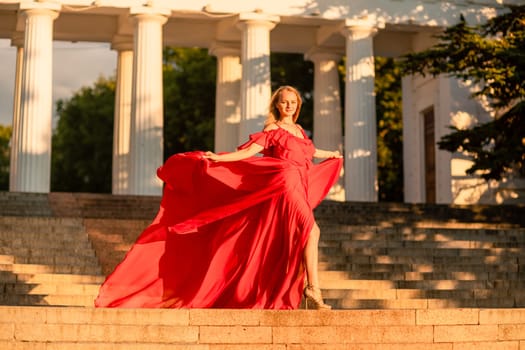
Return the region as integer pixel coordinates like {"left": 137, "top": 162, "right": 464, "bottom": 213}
{"left": 0, "top": 39, "right": 116, "bottom": 126}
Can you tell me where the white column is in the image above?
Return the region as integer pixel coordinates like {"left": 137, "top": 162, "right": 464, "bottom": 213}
{"left": 236, "top": 12, "right": 279, "bottom": 143}
{"left": 128, "top": 7, "right": 169, "bottom": 196}
{"left": 306, "top": 49, "right": 344, "bottom": 201}
{"left": 9, "top": 33, "right": 24, "bottom": 192}
{"left": 111, "top": 37, "right": 133, "bottom": 195}
{"left": 209, "top": 42, "right": 242, "bottom": 153}
{"left": 341, "top": 19, "right": 382, "bottom": 202}
{"left": 12, "top": 4, "right": 60, "bottom": 193}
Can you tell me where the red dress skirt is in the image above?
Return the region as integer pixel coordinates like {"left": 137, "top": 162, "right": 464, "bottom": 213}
{"left": 94, "top": 127, "right": 342, "bottom": 309}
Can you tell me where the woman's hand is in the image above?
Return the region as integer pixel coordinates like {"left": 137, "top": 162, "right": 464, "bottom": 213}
{"left": 203, "top": 151, "right": 221, "bottom": 162}
{"left": 328, "top": 150, "right": 342, "bottom": 158}
{"left": 314, "top": 148, "right": 343, "bottom": 159}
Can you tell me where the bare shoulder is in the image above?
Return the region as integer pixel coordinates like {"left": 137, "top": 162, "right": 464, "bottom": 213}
{"left": 263, "top": 123, "right": 279, "bottom": 132}
{"left": 295, "top": 123, "right": 304, "bottom": 130}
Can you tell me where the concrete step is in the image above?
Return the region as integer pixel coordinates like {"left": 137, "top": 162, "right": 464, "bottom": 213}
{"left": 332, "top": 297, "right": 525, "bottom": 309}
{"left": 0, "top": 263, "right": 101, "bottom": 275}
{"left": 14, "top": 273, "right": 105, "bottom": 284}
{"left": 0, "top": 294, "right": 95, "bottom": 306}
{"left": 0, "top": 253, "right": 100, "bottom": 267}
{"left": 320, "top": 226, "right": 525, "bottom": 242}
{"left": 318, "top": 261, "right": 523, "bottom": 273}
{"left": 0, "top": 243, "right": 96, "bottom": 255}
{"left": 320, "top": 278, "right": 525, "bottom": 290}
{"left": 1, "top": 282, "right": 100, "bottom": 296}
{"left": 338, "top": 246, "right": 525, "bottom": 258}
{"left": 324, "top": 287, "right": 525, "bottom": 300}
{"left": 319, "top": 269, "right": 525, "bottom": 281}
{"left": 0, "top": 216, "right": 86, "bottom": 231}
{"left": 335, "top": 239, "right": 525, "bottom": 250}
{"left": 0, "top": 306, "right": 524, "bottom": 348}
{"left": 321, "top": 242, "right": 525, "bottom": 254}
{"left": 0, "top": 239, "right": 94, "bottom": 251}
{"left": 0, "top": 231, "right": 92, "bottom": 245}
{"left": 319, "top": 252, "right": 523, "bottom": 264}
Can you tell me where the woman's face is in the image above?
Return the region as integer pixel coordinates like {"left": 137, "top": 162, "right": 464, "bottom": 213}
{"left": 276, "top": 90, "right": 298, "bottom": 119}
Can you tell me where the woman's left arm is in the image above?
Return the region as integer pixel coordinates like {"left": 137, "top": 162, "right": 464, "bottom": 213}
{"left": 313, "top": 148, "right": 342, "bottom": 159}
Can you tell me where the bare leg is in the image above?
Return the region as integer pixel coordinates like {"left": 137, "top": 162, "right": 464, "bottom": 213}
{"left": 303, "top": 222, "right": 331, "bottom": 309}
{"left": 304, "top": 222, "right": 321, "bottom": 287}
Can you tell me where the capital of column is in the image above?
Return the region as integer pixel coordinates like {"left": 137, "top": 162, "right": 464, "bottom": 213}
{"left": 18, "top": 1, "right": 60, "bottom": 19}
{"left": 208, "top": 41, "right": 241, "bottom": 57}
{"left": 236, "top": 11, "right": 279, "bottom": 31}
{"left": 304, "top": 47, "right": 342, "bottom": 63}
{"left": 340, "top": 16, "right": 385, "bottom": 40}
{"left": 111, "top": 35, "right": 133, "bottom": 51}
{"left": 18, "top": 1, "right": 61, "bottom": 11}
{"left": 129, "top": 5, "right": 170, "bottom": 24}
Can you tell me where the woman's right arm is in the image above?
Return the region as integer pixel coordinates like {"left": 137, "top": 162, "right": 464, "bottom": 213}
{"left": 203, "top": 142, "right": 264, "bottom": 162}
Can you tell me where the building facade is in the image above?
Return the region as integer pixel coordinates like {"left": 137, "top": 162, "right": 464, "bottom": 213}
{"left": 0, "top": 0, "right": 521, "bottom": 204}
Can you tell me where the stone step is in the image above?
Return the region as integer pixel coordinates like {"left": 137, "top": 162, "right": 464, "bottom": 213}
{"left": 320, "top": 278, "right": 525, "bottom": 290}
{"left": 0, "top": 306, "right": 524, "bottom": 348}
{"left": 330, "top": 239, "right": 525, "bottom": 249}
{"left": 14, "top": 273, "right": 105, "bottom": 284}
{"left": 14, "top": 254, "right": 98, "bottom": 267}
{"left": 0, "top": 246, "right": 97, "bottom": 258}
{"left": 0, "top": 253, "right": 100, "bottom": 267}
{"left": 324, "top": 287, "right": 525, "bottom": 300}
{"left": 314, "top": 201, "right": 525, "bottom": 227}
{"left": 1, "top": 263, "right": 101, "bottom": 275}
{"left": 318, "top": 270, "right": 525, "bottom": 281}
{"left": 0, "top": 294, "right": 95, "bottom": 306}
{"left": 1, "top": 282, "right": 100, "bottom": 296}
{"left": 318, "top": 261, "right": 523, "bottom": 273}
{"left": 0, "top": 216, "right": 85, "bottom": 230}
{"left": 336, "top": 246, "right": 525, "bottom": 258}
{"left": 319, "top": 252, "right": 523, "bottom": 263}
{"left": 0, "top": 231, "right": 91, "bottom": 243}
{"left": 320, "top": 226, "right": 525, "bottom": 242}
{"left": 332, "top": 297, "right": 525, "bottom": 309}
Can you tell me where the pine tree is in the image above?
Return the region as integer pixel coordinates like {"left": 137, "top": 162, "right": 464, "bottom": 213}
{"left": 401, "top": 5, "right": 525, "bottom": 181}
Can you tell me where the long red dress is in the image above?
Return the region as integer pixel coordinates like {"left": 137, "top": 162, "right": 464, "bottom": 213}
{"left": 94, "top": 126, "right": 342, "bottom": 309}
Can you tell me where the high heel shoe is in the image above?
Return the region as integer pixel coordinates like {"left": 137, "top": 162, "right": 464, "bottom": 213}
{"left": 303, "top": 285, "right": 331, "bottom": 310}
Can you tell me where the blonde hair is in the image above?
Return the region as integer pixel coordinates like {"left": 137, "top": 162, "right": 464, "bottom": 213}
{"left": 265, "top": 85, "right": 303, "bottom": 126}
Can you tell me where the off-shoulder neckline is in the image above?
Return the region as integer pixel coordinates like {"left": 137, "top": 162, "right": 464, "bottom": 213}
{"left": 269, "top": 123, "right": 307, "bottom": 140}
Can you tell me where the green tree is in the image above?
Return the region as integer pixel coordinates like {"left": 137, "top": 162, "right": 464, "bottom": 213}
{"left": 375, "top": 57, "right": 403, "bottom": 202}
{"left": 0, "top": 125, "right": 11, "bottom": 190}
{"left": 401, "top": 5, "right": 525, "bottom": 181}
{"left": 51, "top": 77, "right": 115, "bottom": 193}
{"left": 163, "top": 47, "right": 217, "bottom": 158}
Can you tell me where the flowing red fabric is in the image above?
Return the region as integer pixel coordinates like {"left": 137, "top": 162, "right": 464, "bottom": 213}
{"left": 94, "top": 127, "right": 342, "bottom": 309}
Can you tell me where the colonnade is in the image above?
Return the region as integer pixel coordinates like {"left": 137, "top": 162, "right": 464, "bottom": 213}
{"left": 8, "top": 2, "right": 382, "bottom": 202}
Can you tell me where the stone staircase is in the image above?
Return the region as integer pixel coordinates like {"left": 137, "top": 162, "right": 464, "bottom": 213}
{"left": 0, "top": 216, "right": 104, "bottom": 306}
{"left": 0, "top": 191, "right": 524, "bottom": 348}
{"left": 319, "top": 224, "right": 525, "bottom": 309}
{"left": 0, "top": 192, "right": 524, "bottom": 309}
{"left": 0, "top": 192, "right": 159, "bottom": 307}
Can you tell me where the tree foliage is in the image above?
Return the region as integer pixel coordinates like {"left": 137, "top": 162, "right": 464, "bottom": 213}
{"left": 375, "top": 57, "right": 403, "bottom": 202}
{"left": 0, "top": 125, "right": 11, "bottom": 190}
{"left": 51, "top": 77, "right": 115, "bottom": 193}
{"left": 401, "top": 5, "right": 525, "bottom": 180}
{"left": 163, "top": 47, "right": 217, "bottom": 158}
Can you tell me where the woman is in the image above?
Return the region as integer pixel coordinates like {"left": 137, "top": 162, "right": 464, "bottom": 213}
{"left": 95, "top": 86, "right": 342, "bottom": 310}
